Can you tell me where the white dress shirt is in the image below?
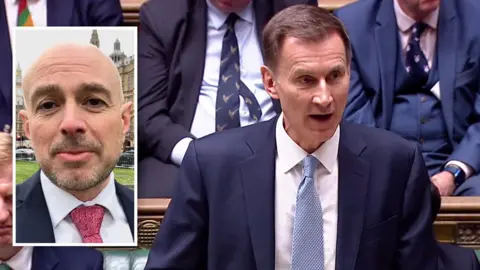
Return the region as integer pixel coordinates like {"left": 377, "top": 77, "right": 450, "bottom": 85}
{"left": 40, "top": 171, "right": 133, "bottom": 244}
{"left": 274, "top": 113, "right": 339, "bottom": 270}
{"left": 1, "top": 247, "right": 33, "bottom": 270}
{"left": 170, "top": 0, "right": 277, "bottom": 165}
{"left": 4, "top": 0, "right": 47, "bottom": 31}
{"left": 394, "top": 0, "right": 473, "bottom": 178}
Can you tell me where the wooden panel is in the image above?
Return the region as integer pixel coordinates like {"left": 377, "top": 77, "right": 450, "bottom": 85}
{"left": 120, "top": 0, "right": 358, "bottom": 26}
{"left": 137, "top": 197, "right": 480, "bottom": 249}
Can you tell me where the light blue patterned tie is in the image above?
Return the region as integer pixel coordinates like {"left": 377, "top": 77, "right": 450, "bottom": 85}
{"left": 291, "top": 155, "right": 324, "bottom": 270}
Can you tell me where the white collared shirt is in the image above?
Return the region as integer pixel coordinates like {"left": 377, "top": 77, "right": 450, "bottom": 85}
{"left": 40, "top": 171, "right": 133, "bottom": 244}
{"left": 4, "top": 0, "right": 47, "bottom": 33}
{"left": 274, "top": 113, "right": 339, "bottom": 270}
{"left": 394, "top": 0, "right": 438, "bottom": 69}
{"left": 1, "top": 247, "right": 33, "bottom": 270}
{"left": 170, "top": 0, "right": 277, "bottom": 165}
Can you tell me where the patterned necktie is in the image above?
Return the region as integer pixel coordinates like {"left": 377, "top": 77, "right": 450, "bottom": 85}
{"left": 215, "top": 13, "right": 262, "bottom": 132}
{"left": 291, "top": 155, "right": 324, "bottom": 270}
{"left": 0, "top": 263, "right": 12, "bottom": 270}
{"left": 17, "top": 0, "right": 34, "bottom": 26}
{"left": 405, "top": 22, "right": 429, "bottom": 84}
{"left": 70, "top": 205, "right": 105, "bottom": 243}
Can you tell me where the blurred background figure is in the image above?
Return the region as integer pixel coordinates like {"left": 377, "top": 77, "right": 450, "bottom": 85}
{"left": 137, "top": 0, "right": 318, "bottom": 198}
{"left": 335, "top": 0, "right": 480, "bottom": 196}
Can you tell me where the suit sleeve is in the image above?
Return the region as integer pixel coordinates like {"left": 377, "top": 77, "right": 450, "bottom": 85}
{"left": 396, "top": 144, "right": 439, "bottom": 270}
{"left": 333, "top": 11, "right": 377, "bottom": 128}
{"left": 138, "top": 4, "right": 195, "bottom": 163}
{"left": 88, "top": 0, "right": 123, "bottom": 26}
{"left": 447, "top": 52, "right": 480, "bottom": 173}
{"left": 145, "top": 141, "right": 207, "bottom": 269}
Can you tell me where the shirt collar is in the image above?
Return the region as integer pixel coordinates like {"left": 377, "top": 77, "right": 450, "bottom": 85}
{"left": 206, "top": 0, "right": 254, "bottom": 30}
{"left": 394, "top": 0, "right": 439, "bottom": 32}
{"left": 2, "top": 247, "right": 33, "bottom": 270}
{"left": 40, "top": 170, "right": 121, "bottom": 228}
{"left": 275, "top": 113, "right": 340, "bottom": 175}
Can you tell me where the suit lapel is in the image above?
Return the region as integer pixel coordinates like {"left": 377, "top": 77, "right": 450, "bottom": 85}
{"left": 335, "top": 123, "right": 370, "bottom": 270}
{"left": 47, "top": 0, "right": 74, "bottom": 26}
{"left": 180, "top": 0, "right": 207, "bottom": 126}
{"left": 240, "top": 118, "right": 277, "bottom": 270}
{"left": 32, "top": 247, "right": 60, "bottom": 270}
{"left": 437, "top": 0, "right": 457, "bottom": 139}
{"left": 114, "top": 181, "right": 135, "bottom": 236}
{"left": 16, "top": 171, "right": 56, "bottom": 243}
{"left": 374, "top": 0, "right": 398, "bottom": 129}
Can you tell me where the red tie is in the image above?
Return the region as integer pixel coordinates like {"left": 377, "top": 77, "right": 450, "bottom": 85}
{"left": 70, "top": 205, "right": 105, "bottom": 243}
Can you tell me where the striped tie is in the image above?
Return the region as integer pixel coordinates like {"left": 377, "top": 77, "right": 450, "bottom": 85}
{"left": 17, "top": 0, "right": 34, "bottom": 26}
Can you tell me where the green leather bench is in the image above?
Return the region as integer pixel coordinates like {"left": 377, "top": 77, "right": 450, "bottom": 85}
{"left": 101, "top": 249, "right": 149, "bottom": 270}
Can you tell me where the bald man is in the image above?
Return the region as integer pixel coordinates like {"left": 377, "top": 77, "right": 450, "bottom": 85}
{"left": 15, "top": 43, "right": 135, "bottom": 245}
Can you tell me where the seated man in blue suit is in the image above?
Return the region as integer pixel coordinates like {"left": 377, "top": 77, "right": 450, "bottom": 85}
{"left": 335, "top": 0, "right": 480, "bottom": 196}
{"left": 16, "top": 43, "right": 135, "bottom": 244}
{"left": 137, "top": 0, "right": 318, "bottom": 198}
{"left": 145, "top": 5, "right": 479, "bottom": 270}
{"left": 0, "top": 0, "right": 123, "bottom": 138}
{"left": 0, "top": 131, "right": 104, "bottom": 270}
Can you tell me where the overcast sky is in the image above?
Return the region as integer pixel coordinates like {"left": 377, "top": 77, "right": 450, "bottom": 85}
{"left": 14, "top": 27, "right": 136, "bottom": 72}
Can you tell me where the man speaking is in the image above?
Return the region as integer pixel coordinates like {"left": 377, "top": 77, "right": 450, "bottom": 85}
{"left": 146, "top": 5, "right": 478, "bottom": 270}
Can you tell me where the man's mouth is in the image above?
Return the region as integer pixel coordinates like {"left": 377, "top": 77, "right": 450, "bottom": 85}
{"left": 56, "top": 150, "right": 93, "bottom": 162}
{"left": 310, "top": 114, "right": 333, "bottom": 121}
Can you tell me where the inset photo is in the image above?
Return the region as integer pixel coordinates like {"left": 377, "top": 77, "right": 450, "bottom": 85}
{"left": 13, "top": 27, "right": 137, "bottom": 247}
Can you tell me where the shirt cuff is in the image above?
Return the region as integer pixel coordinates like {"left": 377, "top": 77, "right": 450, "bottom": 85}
{"left": 170, "top": 137, "right": 194, "bottom": 166}
{"left": 445, "top": 160, "right": 474, "bottom": 179}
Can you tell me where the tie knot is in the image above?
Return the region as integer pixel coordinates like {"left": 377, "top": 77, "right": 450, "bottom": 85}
{"left": 303, "top": 155, "right": 319, "bottom": 179}
{"left": 70, "top": 205, "right": 105, "bottom": 243}
{"left": 411, "top": 22, "right": 428, "bottom": 38}
{"left": 225, "top": 13, "right": 239, "bottom": 28}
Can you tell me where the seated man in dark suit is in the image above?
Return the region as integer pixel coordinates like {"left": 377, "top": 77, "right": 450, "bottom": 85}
{"left": 0, "top": 0, "right": 123, "bottom": 138}
{"left": 137, "top": 0, "right": 318, "bottom": 198}
{"left": 16, "top": 43, "right": 135, "bottom": 244}
{"left": 0, "top": 131, "right": 104, "bottom": 270}
{"left": 145, "top": 5, "right": 479, "bottom": 269}
{"left": 335, "top": 0, "right": 480, "bottom": 196}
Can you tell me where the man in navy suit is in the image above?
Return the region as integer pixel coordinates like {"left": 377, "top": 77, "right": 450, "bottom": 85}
{"left": 0, "top": 0, "right": 123, "bottom": 137}
{"left": 15, "top": 43, "right": 134, "bottom": 244}
{"left": 334, "top": 0, "right": 480, "bottom": 196}
{"left": 145, "top": 5, "right": 479, "bottom": 269}
{"left": 137, "top": 0, "right": 318, "bottom": 198}
{"left": 0, "top": 131, "right": 104, "bottom": 270}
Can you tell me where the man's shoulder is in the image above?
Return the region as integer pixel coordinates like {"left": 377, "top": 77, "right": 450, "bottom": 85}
{"left": 34, "top": 246, "right": 102, "bottom": 263}
{"left": 193, "top": 119, "right": 276, "bottom": 157}
{"left": 141, "top": 0, "right": 193, "bottom": 19}
{"left": 16, "top": 171, "right": 41, "bottom": 201}
{"left": 334, "top": 0, "right": 381, "bottom": 32}
{"left": 342, "top": 121, "right": 417, "bottom": 154}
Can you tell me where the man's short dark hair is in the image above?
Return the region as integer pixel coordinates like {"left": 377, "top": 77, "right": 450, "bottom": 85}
{"left": 262, "top": 4, "right": 351, "bottom": 70}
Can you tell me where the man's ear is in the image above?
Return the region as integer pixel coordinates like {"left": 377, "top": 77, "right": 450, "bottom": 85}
{"left": 19, "top": 110, "right": 30, "bottom": 139}
{"left": 261, "top": 65, "right": 279, "bottom": 99}
{"left": 120, "top": 101, "right": 132, "bottom": 135}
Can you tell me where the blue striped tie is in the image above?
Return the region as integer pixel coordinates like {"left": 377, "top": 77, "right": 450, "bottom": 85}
{"left": 291, "top": 155, "right": 324, "bottom": 270}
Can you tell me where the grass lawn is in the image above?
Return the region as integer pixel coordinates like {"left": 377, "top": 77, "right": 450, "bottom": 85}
{"left": 16, "top": 160, "right": 134, "bottom": 186}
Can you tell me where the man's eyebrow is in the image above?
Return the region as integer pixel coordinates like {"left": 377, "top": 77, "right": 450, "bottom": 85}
{"left": 77, "top": 83, "right": 113, "bottom": 103}
{"left": 29, "top": 84, "right": 62, "bottom": 106}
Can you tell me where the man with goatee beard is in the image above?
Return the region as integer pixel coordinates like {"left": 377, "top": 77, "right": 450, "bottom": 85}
{"left": 15, "top": 43, "right": 135, "bottom": 245}
{"left": 0, "top": 130, "right": 104, "bottom": 269}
